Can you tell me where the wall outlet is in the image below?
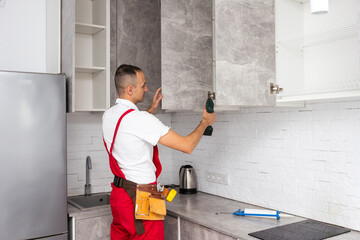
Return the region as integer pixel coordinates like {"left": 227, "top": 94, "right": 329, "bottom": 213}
{"left": 0, "top": 0, "right": 6, "bottom": 8}
{"left": 206, "top": 171, "right": 228, "bottom": 185}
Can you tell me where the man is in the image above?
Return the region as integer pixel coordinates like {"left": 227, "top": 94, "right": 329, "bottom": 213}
{"left": 102, "top": 64, "right": 216, "bottom": 239}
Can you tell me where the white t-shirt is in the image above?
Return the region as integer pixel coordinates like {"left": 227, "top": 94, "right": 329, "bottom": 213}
{"left": 102, "top": 99, "right": 170, "bottom": 184}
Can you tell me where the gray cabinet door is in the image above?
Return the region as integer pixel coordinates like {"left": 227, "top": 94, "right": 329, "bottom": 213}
{"left": 162, "top": 0, "right": 276, "bottom": 110}
{"left": 164, "top": 215, "right": 178, "bottom": 240}
{"left": 180, "top": 218, "right": 236, "bottom": 240}
{"left": 161, "top": 0, "right": 213, "bottom": 111}
{"left": 75, "top": 215, "right": 112, "bottom": 240}
{"left": 113, "top": 0, "right": 275, "bottom": 111}
{"left": 111, "top": 0, "right": 162, "bottom": 111}
{"left": 214, "top": 0, "right": 276, "bottom": 106}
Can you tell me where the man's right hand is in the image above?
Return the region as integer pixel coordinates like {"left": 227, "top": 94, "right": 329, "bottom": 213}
{"left": 202, "top": 106, "right": 216, "bottom": 126}
{"left": 158, "top": 106, "right": 216, "bottom": 154}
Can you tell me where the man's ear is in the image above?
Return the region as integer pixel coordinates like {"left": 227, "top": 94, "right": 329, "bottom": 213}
{"left": 126, "top": 85, "right": 133, "bottom": 96}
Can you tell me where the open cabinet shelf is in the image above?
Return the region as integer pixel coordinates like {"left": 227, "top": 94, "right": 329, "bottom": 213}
{"left": 75, "top": 66, "right": 106, "bottom": 73}
{"left": 75, "top": 70, "right": 107, "bottom": 112}
{"left": 62, "top": 0, "right": 110, "bottom": 112}
{"left": 275, "top": 0, "right": 360, "bottom": 103}
{"left": 75, "top": 22, "right": 105, "bottom": 35}
{"left": 277, "top": 23, "right": 359, "bottom": 48}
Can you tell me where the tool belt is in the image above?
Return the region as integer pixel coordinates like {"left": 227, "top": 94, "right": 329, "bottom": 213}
{"left": 113, "top": 176, "right": 169, "bottom": 234}
{"left": 135, "top": 184, "right": 169, "bottom": 220}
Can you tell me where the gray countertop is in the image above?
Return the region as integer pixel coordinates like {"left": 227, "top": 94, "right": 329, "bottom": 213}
{"left": 166, "top": 191, "right": 304, "bottom": 239}
{"left": 166, "top": 191, "right": 360, "bottom": 240}
{"left": 68, "top": 191, "right": 360, "bottom": 240}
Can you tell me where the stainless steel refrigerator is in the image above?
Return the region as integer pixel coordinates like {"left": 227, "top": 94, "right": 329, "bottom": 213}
{"left": 0, "top": 71, "right": 67, "bottom": 239}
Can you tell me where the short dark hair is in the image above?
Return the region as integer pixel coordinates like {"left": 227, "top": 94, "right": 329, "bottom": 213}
{"left": 114, "top": 64, "right": 142, "bottom": 96}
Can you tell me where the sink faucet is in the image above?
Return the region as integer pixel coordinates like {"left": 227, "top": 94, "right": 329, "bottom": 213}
{"left": 85, "top": 156, "right": 92, "bottom": 196}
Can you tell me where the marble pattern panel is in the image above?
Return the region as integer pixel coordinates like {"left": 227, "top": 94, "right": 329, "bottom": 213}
{"left": 115, "top": 0, "right": 162, "bottom": 111}
{"left": 215, "top": 0, "right": 276, "bottom": 106}
{"left": 161, "top": 0, "right": 213, "bottom": 110}
{"left": 180, "top": 218, "right": 237, "bottom": 240}
{"left": 164, "top": 215, "right": 178, "bottom": 240}
{"left": 110, "top": 0, "right": 118, "bottom": 105}
{"left": 61, "top": 0, "right": 75, "bottom": 112}
{"left": 75, "top": 215, "right": 112, "bottom": 240}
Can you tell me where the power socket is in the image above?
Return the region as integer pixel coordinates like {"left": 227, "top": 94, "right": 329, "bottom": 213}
{"left": 206, "top": 171, "right": 228, "bottom": 185}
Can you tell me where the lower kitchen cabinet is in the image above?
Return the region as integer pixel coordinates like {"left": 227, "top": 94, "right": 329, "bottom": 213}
{"left": 69, "top": 210, "right": 236, "bottom": 240}
{"left": 180, "top": 218, "right": 237, "bottom": 240}
{"left": 164, "top": 214, "right": 237, "bottom": 240}
{"left": 164, "top": 215, "right": 179, "bottom": 240}
{"left": 69, "top": 214, "right": 112, "bottom": 240}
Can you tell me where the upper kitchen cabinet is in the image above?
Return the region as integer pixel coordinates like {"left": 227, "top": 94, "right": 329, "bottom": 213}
{"left": 111, "top": 0, "right": 162, "bottom": 111}
{"left": 214, "top": 0, "right": 276, "bottom": 107}
{"left": 161, "top": 0, "right": 213, "bottom": 111}
{"left": 275, "top": 0, "right": 360, "bottom": 103}
{"left": 0, "top": 0, "right": 61, "bottom": 73}
{"left": 161, "top": 0, "right": 276, "bottom": 111}
{"left": 62, "top": 0, "right": 110, "bottom": 112}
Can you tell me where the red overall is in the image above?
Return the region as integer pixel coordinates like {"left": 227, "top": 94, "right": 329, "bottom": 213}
{"left": 103, "top": 109, "right": 164, "bottom": 240}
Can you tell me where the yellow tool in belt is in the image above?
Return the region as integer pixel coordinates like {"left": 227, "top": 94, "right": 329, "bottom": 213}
{"left": 166, "top": 189, "right": 177, "bottom": 203}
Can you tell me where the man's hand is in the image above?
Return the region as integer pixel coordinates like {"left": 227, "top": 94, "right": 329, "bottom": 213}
{"left": 158, "top": 106, "right": 216, "bottom": 154}
{"left": 201, "top": 106, "right": 216, "bottom": 126}
{"left": 147, "top": 87, "right": 163, "bottom": 114}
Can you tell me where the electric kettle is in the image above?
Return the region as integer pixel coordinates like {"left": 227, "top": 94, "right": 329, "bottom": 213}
{"left": 179, "top": 165, "right": 197, "bottom": 194}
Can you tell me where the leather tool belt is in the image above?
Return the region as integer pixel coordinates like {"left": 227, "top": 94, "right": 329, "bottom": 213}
{"left": 135, "top": 184, "right": 169, "bottom": 220}
{"left": 113, "top": 176, "right": 169, "bottom": 221}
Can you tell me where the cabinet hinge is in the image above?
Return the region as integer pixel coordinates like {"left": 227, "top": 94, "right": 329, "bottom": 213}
{"left": 270, "top": 83, "right": 283, "bottom": 95}
{"left": 208, "top": 91, "right": 215, "bottom": 100}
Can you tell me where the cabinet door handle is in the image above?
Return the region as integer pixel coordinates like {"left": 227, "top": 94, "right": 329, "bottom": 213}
{"left": 270, "top": 83, "right": 283, "bottom": 94}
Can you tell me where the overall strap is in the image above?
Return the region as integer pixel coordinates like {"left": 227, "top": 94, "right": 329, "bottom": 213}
{"left": 110, "top": 109, "right": 135, "bottom": 154}
{"left": 103, "top": 109, "right": 135, "bottom": 179}
{"left": 153, "top": 145, "right": 162, "bottom": 179}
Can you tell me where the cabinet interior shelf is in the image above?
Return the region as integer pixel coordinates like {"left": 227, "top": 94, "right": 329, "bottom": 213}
{"left": 75, "top": 22, "right": 105, "bottom": 35}
{"left": 75, "top": 66, "right": 106, "bottom": 73}
{"left": 277, "top": 89, "right": 360, "bottom": 103}
{"left": 277, "top": 23, "right": 359, "bottom": 48}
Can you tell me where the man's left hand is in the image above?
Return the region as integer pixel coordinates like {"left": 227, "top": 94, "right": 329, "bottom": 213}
{"left": 147, "top": 87, "right": 163, "bottom": 114}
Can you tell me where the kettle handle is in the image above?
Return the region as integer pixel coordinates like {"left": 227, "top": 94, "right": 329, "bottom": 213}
{"left": 179, "top": 166, "right": 183, "bottom": 176}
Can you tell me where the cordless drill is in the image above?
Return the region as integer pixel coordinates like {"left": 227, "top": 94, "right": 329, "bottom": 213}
{"left": 203, "top": 97, "right": 214, "bottom": 136}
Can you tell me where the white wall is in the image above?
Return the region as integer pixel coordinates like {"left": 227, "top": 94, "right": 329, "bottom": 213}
{"left": 0, "top": 0, "right": 60, "bottom": 73}
{"left": 171, "top": 99, "right": 360, "bottom": 231}
{"left": 66, "top": 112, "right": 173, "bottom": 196}
{"left": 66, "top": 98, "right": 360, "bottom": 231}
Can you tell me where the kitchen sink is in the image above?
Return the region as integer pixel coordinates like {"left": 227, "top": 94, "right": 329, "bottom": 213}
{"left": 68, "top": 193, "right": 111, "bottom": 210}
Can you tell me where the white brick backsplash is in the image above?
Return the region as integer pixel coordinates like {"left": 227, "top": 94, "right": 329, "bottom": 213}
{"left": 66, "top": 100, "right": 360, "bottom": 231}
{"left": 169, "top": 99, "right": 360, "bottom": 231}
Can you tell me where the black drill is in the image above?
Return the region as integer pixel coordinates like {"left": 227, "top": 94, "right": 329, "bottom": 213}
{"left": 203, "top": 97, "right": 214, "bottom": 136}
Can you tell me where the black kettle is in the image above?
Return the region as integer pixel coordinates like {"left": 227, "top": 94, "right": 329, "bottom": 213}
{"left": 179, "top": 165, "right": 197, "bottom": 194}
